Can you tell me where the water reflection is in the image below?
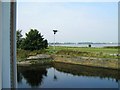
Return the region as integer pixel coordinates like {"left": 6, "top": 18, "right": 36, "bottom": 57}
{"left": 17, "top": 71, "right": 22, "bottom": 83}
{"left": 53, "top": 62, "right": 119, "bottom": 81}
{"left": 17, "top": 63, "right": 119, "bottom": 88}
{"left": 17, "top": 65, "right": 50, "bottom": 88}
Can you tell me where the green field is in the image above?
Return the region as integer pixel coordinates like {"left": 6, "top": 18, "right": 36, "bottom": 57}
{"left": 17, "top": 46, "right": 119, "bottom": 69}
{"left": 17, "top": 46, "right": 119, "bottom": 61}
{"left": 47, "top": 46, "right": 118, "bottom": 54}
{"left": 47, "top": 46, "right": 118, "bottom": 59}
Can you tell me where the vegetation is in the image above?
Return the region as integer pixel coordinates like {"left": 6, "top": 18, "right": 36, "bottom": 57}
{"left": 16, "top": 29, "right": 118, "bottom": 69}
{"left": 17, "top": 46, "right": 118, "bottom": 69}
{"left": 47, "top": 46, "right": 118, "bottom": 54}
{"left": 16, "top": 29, "right": 48, "bottom": 51}
{"left": 17, "top": 49, "right": 47, "bottom": 61}
{"left": 17, "top": 46, "right": 118, "bottom": 61}
{"left": 46, "top": 46, "right": 118, "bottom": 58}
{"left": 17, "top": 30, "right": 23, "bottom": 48}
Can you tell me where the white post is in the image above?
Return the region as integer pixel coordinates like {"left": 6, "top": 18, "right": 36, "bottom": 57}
{"left": 54, "top": 33, "right": 55, "bottom": 50}
{"left": 53, "top": 30, "right": 58, "bottom": 51}
{"left": 0, "top": 1, "right": 2, "bottom": 90}
{"left": 2, "top": 2, "right": 11, "bottom": 88}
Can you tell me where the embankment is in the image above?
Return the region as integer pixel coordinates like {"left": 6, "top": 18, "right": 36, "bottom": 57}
{"left": 53, "top": 55, "right": 118, "bottom": 69}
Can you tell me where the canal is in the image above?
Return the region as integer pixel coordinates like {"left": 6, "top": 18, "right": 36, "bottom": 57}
{"left": 17, "top": 62, "right": 119, "bottom": 88}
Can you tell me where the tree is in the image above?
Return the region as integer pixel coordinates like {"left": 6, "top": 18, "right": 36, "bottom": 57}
{"left": 42, "top": 39, "right": 48, "bottom": 49}
{"left": 21, "top": 29, "right": 48, "bottom": 51}
{"left": 17, "top": 30, "right": 23, "bottom": 48}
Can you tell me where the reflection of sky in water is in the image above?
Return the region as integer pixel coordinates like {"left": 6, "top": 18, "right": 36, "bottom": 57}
{"left": 18, "top": 66, "right": 118, "bottom": 88}
{"left": 18, "top": 77, "right": 32, "bottom": 88}
{"left": 40, "top": 68, "right": 118, "bottom": 88}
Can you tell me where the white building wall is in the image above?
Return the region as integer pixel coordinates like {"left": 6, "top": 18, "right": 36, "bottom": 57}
{"left": 2, "top": 2, "right": 11, "bottom": 88}
{"left": 0, "top": 1, "right": 2, "bottom": 90}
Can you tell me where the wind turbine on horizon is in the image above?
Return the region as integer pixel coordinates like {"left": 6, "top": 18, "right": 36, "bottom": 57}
{"left": 53, "top": 30, "right": 58, "bottom": 50}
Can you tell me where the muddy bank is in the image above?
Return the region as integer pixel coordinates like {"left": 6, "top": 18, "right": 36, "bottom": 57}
{"left": 53, "top": 55, "right": 118, "bottom": 69}
{"left": 17, "top": 59, "right": 53, "bottom": 66}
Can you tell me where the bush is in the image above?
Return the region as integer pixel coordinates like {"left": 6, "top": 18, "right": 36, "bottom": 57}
{"left": 21, "top": 29, "right": 48, "bottom": 51}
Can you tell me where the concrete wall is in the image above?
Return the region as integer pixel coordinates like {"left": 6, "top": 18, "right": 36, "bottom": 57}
{"left": 2, "top": 2, "right": 11, "bottom": 88}
{"left": 0, "top": 1, "right": 2, "bottom": 90}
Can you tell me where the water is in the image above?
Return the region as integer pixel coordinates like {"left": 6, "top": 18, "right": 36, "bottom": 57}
{"left": 17, "top": 63, "right": 119, "bottom": 88}
{"left": 50, "top": 43, "right": 118, "bottom": 48}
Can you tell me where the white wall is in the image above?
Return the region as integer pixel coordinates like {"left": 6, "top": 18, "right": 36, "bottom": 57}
{"left": 2, "top": 2, "right": 11, "bottom": 88}
{"left": 0, "top": 1, "right": 2, "bottom": 90}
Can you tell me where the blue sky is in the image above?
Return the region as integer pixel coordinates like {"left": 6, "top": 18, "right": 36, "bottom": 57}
{"left": 17, "top": 2, "right": 118, "bottom": 43}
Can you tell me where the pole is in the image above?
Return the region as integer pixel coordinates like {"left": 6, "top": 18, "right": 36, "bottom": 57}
{"left": 0, "top": 1, "right": 2, "bottom": 89}
{"left": 10, "top": 2, "right": 17, "bottom": 88}
{"left": 54, "top": 33, "right": 55, "bottom": 50}
{"left": 53, "top": 30, "right": 58, "bottom": 52}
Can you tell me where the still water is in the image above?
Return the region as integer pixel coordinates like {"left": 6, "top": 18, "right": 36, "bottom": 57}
{"left": 53, "top": 43, "right": 118, "bottom": 48}
{"left": 17, "top": 63, "right": 119, "bottom": 88}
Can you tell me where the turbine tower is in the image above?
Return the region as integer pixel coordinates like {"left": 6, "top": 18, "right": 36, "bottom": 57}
{"left": 53, "top": 30, "right": 58, "bottom": 50}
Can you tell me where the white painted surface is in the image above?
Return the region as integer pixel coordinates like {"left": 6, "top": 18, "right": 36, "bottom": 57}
{"left": 0, "top": 1, "right": 2, "bottom": 90}
{"left": 0, "top": 2, "right": 17, "bottom": 88}
{"left": 2, "top": 2, "right": 11, "bottom": 88}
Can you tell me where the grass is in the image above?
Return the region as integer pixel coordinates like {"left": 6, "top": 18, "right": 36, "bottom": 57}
{"left": 17, "top": 46, "right": 119, "bottom": 69}
{"left": 46, "top": 46, "right": 118, "bottom": 59}
{"left": 17, "top": 49, "right": 48, "bottom": 61}
{"left": 17, "top": 46, "right": 119, "bottom": 61}
{"left": 47, "top": 46, "right": 118, "bottom": 54}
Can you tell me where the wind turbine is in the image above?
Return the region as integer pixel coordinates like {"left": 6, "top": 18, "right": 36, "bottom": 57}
{"left": 53, "top": 30, "right": 58, "bottom": 50}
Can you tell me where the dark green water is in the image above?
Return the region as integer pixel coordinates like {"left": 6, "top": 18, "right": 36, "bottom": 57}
{"left": 17, "top": 62, "right": 119, "bottom": 88}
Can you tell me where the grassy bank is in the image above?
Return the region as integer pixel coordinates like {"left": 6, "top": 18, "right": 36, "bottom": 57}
{"left": 17, "top": 49, "right": 48, "bottom": 61}
{"left": 17, "top": 46, "right": 119, "bottom": 69}
{"left": 54, "top": 56, "right": 118, "bottom": 69}
{"left": 17, "top": 46, "right": 118, "bottom": 61}
{"left": 47, "top": 46, "right": 118, "bottom": 59}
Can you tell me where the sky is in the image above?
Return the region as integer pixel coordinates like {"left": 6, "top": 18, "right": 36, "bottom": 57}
{"left": 17, "top": 2, "right": 118, "bottom": 43}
